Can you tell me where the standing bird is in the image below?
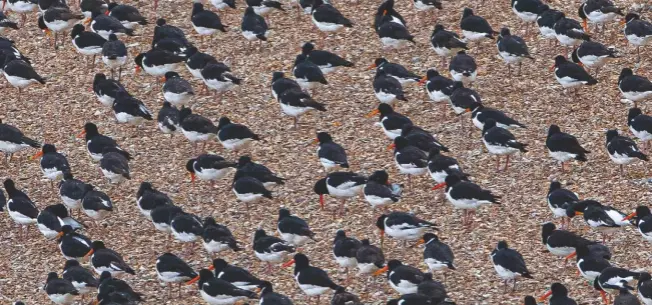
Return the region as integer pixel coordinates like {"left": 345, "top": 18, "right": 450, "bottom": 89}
{"left": 171, "top": 212, "right": 204, "bottom": 255}
{"left": 241, "top": 6, "right": 269, "bottom": 46}
{"left": 421, "top": 68, "right": 455, "bottom": 104}
{"left": 623, "top": 13, "right": 652, "bottom": 63}
{"left": 0, "top": 119, "right": 40, "bottom": 163}
{"left": 70, "top": 24, "right": 106, "bottom": 69}
{"left": 89, "top": 10, "right": 133, "bottom": 40}
{"left": 78, "top": 122, "right": 130, "bottom": 162}
{"left": 496, "top": 27, "right": 533, "bottom": 76}
{"left": 136, "top": 182, "right": 172, "bottom": 220}
{"left": 536, "top": 5, "right": 564, "bottom": 46}
{"left": 5, "top": 178, "right": 38, "bottom": 238}
{"left": 107, "top": 2, "right": 147, "bottom": 30}
{"left": 185, "top": 47, "right": 218, "bottom": 81}
{"left": 156, "top": 253, "right": 197, "bottom": 298}
{"left": 376, "top": 212, "right": 437, "bottom": 246}
{"left": 191, "top": 2, "right": 227, "bottom": 42}
{"left": 44, "top": 272, "right": 79, "bottom": 305}
{"left": 373, "top": 69, "right": 407, "bottom": 105}
{"left": 468, "top": 103, "right": 526, "bottom": 130}
{"left": 356, "top": 238, "right": 385, "bottom": 278}
{"left": 157, "top": 102, "right": 180, "bottom": 136}
{"left": 178, "top": 108, "right": 219, "bottom": 152}
{"left": 546, "top": 124, "right": 589, "bottom": 171}
{"left": 449, "top": 51, "right": 477, "bottom": 85}
{"left": 578, "top": 0, "right": 622, "bottom": 32}
{"left": 258, "top": 281, "right": 294, "bottom": 305}
{"left": 134, "top": 49, "right": 185, "bottom": 80}
{"left": 314, "top": 172, "right": 367, "bottom": 215}
{"left": 310, "top": 0, "right": 353, "bottom": 40}
{"left": 619, "top": 68, "right": 652, "bottom": 107}
{"left": 246, "top": 0, "right": 284, "bottom": 20}
{"left": 570, "top": 41, "right": 618, "bottom": 77}
{"left": 31, "top": 144, "right": 71, "bottom": 187}
{"left": 373, "top": 259, "right": 427, "bottom": 295}
{"left": 546, "top": 182, "right": 579, "bottom": 229}
{"left": 293, "top": 54, "right": 327, "bottom": 92}
{"left": 369, "top": 57, "right": 421, "bottom": 85}
{"left": 427, "top": 147, "right": 461, "bottom": 185}
{"left": 232, "top": 173, "right": 273, "bottom": 210}
{"left": 430, "top": 24, "right": 468, "bottom": 68}
{"left": 57, "top": 225, "right": 92, "bottom": 260}
{"left": 235, "top": 155, "right": 286, "bottom": 187}
{"left": 390, "top": 136, "right": 428, "bottom": 189}
{"left": 277, "top": 208, "right": 316, "bottom": 247}
{"left": 216, "top": 117, "right": 260, "bottom": 152}
{"left": 202, "top": 217, "right": 242, "bottom": 257}
{"left": 278, "top": 87, "right": 326, "bottom": 129}
{"left": 62, "top": 259, "right": 98, "bottom": 303}
{"left": 511, "top": 0, "right": 542, "bottom": 34}
{"left": 554, "top": 13, "right": 590, "bottom": 53}
{"left": 332, "top": 230, "right": 361, "bottom": 282}
{"left": 253, "top": 228, "right": 296, "bottom": 272}
{"left": 432, "top": 172, "right": 500, "bottom": 227}
{"left": 482, "top": 119, "right": 528, "bottom": 171}
{"left": 491, "top": 240, "right": 533, "bottom": 292}
{"left": 112, "top": 90, "right": 153, "bottom": 125}
{"left": 365, "top": 103, "right": 411, "bottom": 140}
{"left": 191, "top": 269, "right": 258, "bottom": 305}
{"left": 99, "top": 146, "right": 130, "bottom": 184}
{"left": 101, "top": 34, "right": 128, "bottom": 80}
{"left": 81, "top": 186, "right": 113, "bottom": 223}
{"left": 363, "top": 170, "right": 401, "bottom": 210}
{"left": 301, "top": 42, "right": 353, "bottom": 74}
{"left": 623, "top": 206, "right": 652, "bottom": 242}
{"left": 551, "top": 55, "right": 597, "bottom": 96}
{"left": 201, "top": 62, "right": 242, "bottom": 99}
{"left": 459, "top": 8, "right": 497, "bottom": 46}
{"left": 628, "top": 108, "right": 652, "bottom": 151}
{"left": 85, "top": 241, "right": 135, "bottom": 276}
{"left": 3, "top": 55, "right": 45, "bottom": 100}
{"left": 162, "top": 72, "right": 194, "bottom": 107}
{"left": 92, "top": 73, "right": 124, "bottom": 108}
{"left": 314, "top": 131, "right": 348, "bottom": 172}
{"left": 283, "top": 253, "right": 343, "bottom": 304}
{"left": 376, "top": 12, "right": 415, "bottom": 51}
{"left": 417, "top": 233, "right": 455, "bottom": 276}
{"left": 186, "top": 154, "right": 237, "bottom": 184}
{"left": 41, "top": 7, "right": 84, "bottom": 49}
{"left": 606, "top": 129, "right": 648, "bottom": 175}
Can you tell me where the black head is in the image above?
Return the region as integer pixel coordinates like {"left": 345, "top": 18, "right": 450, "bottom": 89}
{"left": 61, "top": 225, "right": 74, "bottom": 234}
{"left": 46, "top": 272, "right": 59, "bottom": 282}
{"left": 462, "top": 7, "right": 474, "bottom": 18}
{"left": 426, "top": 69, "right": 440, "bottom": 79}
{"left": 162, "top": 101, "right": 173, "bottom": 109}
{"left": 548, "top": 124, "right": 562, "bottom": 137}
{"left": 452, "top": 81, "right": 464, "bottom": 91}
{"left": 244, "top": 6, "right": 255, "bottom": 14}
{"left": 316, "top": 132, "right": 333, "bottom": 144}
{"left": 541, "top": 222, "right": 556, "bottom": 237}
{"left": 178, "top": 107, "right": 192, "bottom": 121}
{"left": 156, "top": 18, "right": 166, "bottom": 26}
{"left": 373, "top": 57, "right": 388, "bottom": 67}
{"left": 91, "top": 240, "right": 106, "bottom": 250}
{"left": 428, "top": 147, "right": 442, "bottom": 159}
{"left": 500, "top": 27, "right": 511, "bottom": 36}
{"left": 3, "top": 179, "right": 16, "bottom": 194}
{"left": 203, "top": 216, "right": 217, "bottom": 227}
{"left": 271, "top": 71, "right": 285, "bottom": 82}
{"left": 553, "top": 55, "right": 567, "bottom": 67}
{"left": 71, "top": 23, "right": 85, "bottom": 37}
{"left": 192, "top": 2, "right": 204, "bottom": 11}
{"left": 292, "top": 253, "right": 310, "bottom": 268}
{"left": 629, "top": 107, "right": 643, "bottom": 122}
{"left": 83, "top": 122, "right": 99, "bottom": 137}
{"left": 377, "top": 103, "right": 394, "bottom": 116}
{"left": 186, "top": 159, "right": 196, "bottom": 173}
{"left": 443, "top": 172, "right": 462, "bottom": 186}
{"left": 237, "top": 155, "right": 252, "bottom": 167}
{"left": 636, "top": 205, "right": 652, "bottom": 218}
{"left": 386, "top": 259, "right": 402, "bottom": 270}
{"left": 63, "top": 172, "right": 74, "bottom": 180}
{"left": 361, "top": 238, "right": 371, "bottom": 246}
{"left": 313, "top": 178, "right": 328, "bottom": 195}
{"left": 93, "top": 73, "right": 107, "bottom": 85}
{"left": 301, "top": 42, "right": 315, "bottom": 54}
{"left": 369, "top": 170, "right": 389, "bottom": 184}
{"left": 198, "top": 269, "right": 214, "bottom": 286}
{"left": 278, "top": 207, "right": 291, "bottom": 219}
{"left": 537, "top": 4, "right": 549, "bottom": 14}
{"left": 640, "top": 272, "right": 652, "bottom": 282}
{"left": 254, "top": 228, "right": 268, "bottom": 241}
{"left": 63, "top": 259, "right": 81, "bottom": 270}
{"left": 548, "top": 181, "right": 562, "bottom": 193}
{"left": 99, "top": 271, "right": 112, "bottom": 283}
{"left": 625, "top": 13, "right": 640, "bottom": 23}
{"left": 483, "top": 118, "right": 497, "bottom": 131}
{"left": 550, "top": 282, "right": 569, "bottom": 297}
{"left": 496, "top": 240, "right": 508, "bottom": 250}
{"left": 620, "top": 68, "right": 634, "bottom": 80}
{"left": 211, "top": 258, "right": 228, "bottom": 272}
{"left": 392, "top": 136, "right": 410, "bottom": 150}
{"left": 164, "top": 71, "right": 180, "bottom": 81}
{"left": 376, "top": 214, "right": 387, "bottom": 230}
{"left": 335, "top": 229, "right": 346, "bottom": 239}
{"left": 422, "top": 232, "right": 438, "bottom": 243}
{"left": 46, "top": 204, "right": 70, "bottom": 218}
{"left": 134, "top": 53, "right": 144, "bottom": 68}
{"left": 42, "top": 143, "right": 56, "bottom": 154}
{"left": 258, "top": 281, "right": 273, "bottom": 294}
{"left": 401, "top": 122, "right": 415, "bottom": 135}
{"left": 606, "top": 129, "right": 619, "bottom": 142}
{"left": 294, "top": 54, "right": 308, "bottom": 65}
{"left": 217, "top": 117, "right": 232, "bottom": 129}
{"left": 576, "top": 244, "right": 591, "bottom": 258}
{"left": 108, "top": 33, "right": 118, "bottom": 41}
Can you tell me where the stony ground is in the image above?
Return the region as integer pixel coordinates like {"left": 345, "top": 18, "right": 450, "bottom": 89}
{"left": 0, "top": 0, "right": 651, "bottom": 304}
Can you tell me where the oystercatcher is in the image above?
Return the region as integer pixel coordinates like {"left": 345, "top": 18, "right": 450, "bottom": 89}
{"left": 619, "top": 68, "right": 652, "bottom": 107}
{"left": 99, "top": 146, "right": 130, "bottom": 184}
{"left": 170, "top": 212, "right": 204, "bottom": 254}
{"left": 85, "top": 240, "right": 135, "bottom": 276}
{"left": 163, "top": 72, "right": 194, "bottom": 107}
{"left": 578, "top": 0, "right": 622, "bottom": 32}
{"left": 157, "top": 102, "right": 180, "bottom": 136}
{"left": 42, "top": 6, "right": 84, "bottom": 49}
{"left": 374, "top": 0, "right": 406, "bottom": 32}
{"left": 546, "top": 124, "right": 589, "bottom": 171}
{"left": 191, "top": 2, "right": 227, "bottom": 42}
{"left": 155, "top": 253, "right": 197, "bottom": 298}
{"left": 373, "top": 69, "right": 407, "bottom": 105}
{"left": 246, "top": 0, "right": 284, "bottom": 19}
{"left": 417, "top": 275, "right": 449, "bottom": 304}
{"left": 3, "top": 54, "right": 45, "bottom": 100}
{"left": 301, "top": 42, "right": 353, "bottom": 74}
{"left": 236, "top": 155, "right": 286, "bottom": 187}
{"left": 417, "top": 233, "right": 455, "bottom": 274}
{"left": 331, "top": 288, "right": 361, "bottom": 305}
{"left": 31, "top": 144, "right": 70, "bottom": 186}
{"left": 511, "top": 0, "right": 541, "bottom": 33}
{"left": 44, "top": 203, "right": 84, "bottom": 230}
{"left": 421, "top": 69, "right": 455, "bottom": 104}
{"left": 283, "top": 253, "right": 343, "bottom": 303}
{"left": 554, "top": 14, "right": 590, "bottom": 53}
{"left": 178, "top": 108, "right": 218, "bottom": 152}
{"left": 432, "top": 172, "right": 500, "bottom": 226}
{"left": 413, "top": 0, "right": 441, "bottom": 22}
{"left": 365, "top": 103, "right": 412, "bottom": 140}
{"left": 293, "top": 54, "right": 327, "bottom": 91}
{"left": 496, "top": 27, "right": 533, "bottom": 76}
{"left": 112, "top": 90, "right": 153, "bottom": 125}
{"left": 186, "top": 154, "right": 236, "bottom": 183}
{"left": 376, "top": 212, "right": 437, "bottom": 246}
{"left": 241, "top": 6, "right": 268, "bottom": 46}
{"left": 596, "top": 267, "right": 640, "bottom": 295}
{"left": 0, "top": 119, "right": 40, "bottom": 163}
{"left": 570, "top": 41, "right": 618, "bottom": 77}
{"left": 491, "top": 241, "right": 533, "bottom": 292}
{"left": 368, "top": 58, "right": 421, "bottom": 85}
{"left": 97, "top": 271, "right": 142, "bottom": 303}
{"left": 427, "top": 147, "right": 461, "bottom": 184}
{"left": 153, "top": 18, "right": 191, "bottom": 49}
{"left": 623, "top": 13, "right": 652, "bottom": 62}
{"left": 201, "top": 62, "right": 242, "bottom": 99}
{"left": 313, "top": 132, "right": 348, "bottom": 172}
{"left": 44, "top": 272, "right": 79, "bottom": 305}
{"left": 81, "top": 187, "right": 113, "bottom": 222}
{"left": 2, "top": 0, "right": 34, "bottom": 26}
{"left": 62, "top": 259, "right": 98, "bottom": 303}
{"left": 134, "top": 49, "right": 185, "bottom": 80}
{"left": 271, "top": 71, "right": 300, "bottom": 101}
{"left": 203, "top": 217, "right": 242, "bottom": 257}
{"left": 253, "top": 228, "right": 296, "bottom": 271}
{"left": 332, "top": 230, "right": 361, "bottom": 280}
{"left": 449, "top": 51, "right": 476, "bottom": 85}
{"left": 5, "top": 178, "right": 38, "bottom": 238}
{"left": 57, "top": 225, "right": 92, "bottom": 260}
{"left": 258, "top": 281, "right": 294, "bottom": 305}
{"left": 190, "top": 269, "right": 258, "bottom": 305}
{"left": 216, "top": 117, "right": 260, "bottom": 151}
{"left": 356, "top": 238, "right": 385, "bottom": 276}
{"left": 278, "top": 87, "right": 326, "bottom": 129}
{"left": 572, "top": 244, "right": 611, "bottom": 282}
{"left": 482, "top": 119, "right": 528, "bottom": 171}
{"left": 78, "top": 122, "right": 131, "bottom": 161}
{"left": 373, "top": 259, "right": 427, "bottom": 295}
{"left": 551, "top": 55, "right": 597, "bottom": 94}
{"left": 469, "top": 103, "right": 526, "bottom": 130}
{"left": 80, "top": 0, "right": 108, "bottom": 19}
{"left": 542, "top": 222, "right": 593, "bottom": 258}
{"left": 606, "top": 129, "right": 648, "bottom": 175}
{"left": 572, "top": 200, "right": 629, "bottom": 242}
{"left": 70, "top": 23, "right": 106, "bottom": 69}
{"left": 310, "top": 0, "right": 353, "bottom": 39}
{"left": 185, "top": 47, "right": 218, "bottom": 81}
{"left": 390, "top": 136, "right": 428, "bottom": 188}
{"left": 59, "top": 172, "right": 92, "bottom": 210}
{"left": 538, "top": 283, "right": 577, "bottom": 305}
{"left": 203, "top": 259, "right": 264, "bottom": 291}
{"left": 363, "top": 170, "right": 401, "bottom": 210}
{"left": 459, "top": 8, "right": 497, "bottom": 45}
{"left": 101, "top": 34, "right": 127, "bottom": 80}
{"left": 89, "top": 9, "right": 133, "bottom": 40}
{"left": 638, "top": 272, "right": 652, "bottom": 305}
{"left": 37, "top": 206, "right": 64, "bottom": 239}
{"left": 136, "top": 182, "right": 171, "bottom": 220}
{"left": 536, "top": 5, "right": 564, "bottom": 46}
{"left": 376, "top": 12, "right": 415, "bottom": 51}
{"left": 232, "top": 173, "right": 273, "bottom": 209}
{"left": 546, "top": 182, "right": 579, "bottom": 229}
{"left": 623, "top": 206, "right": 652, "bottom": 242}
{"left": 150, "top": 204, "right": 183, "bottom": 243}
{"left": 430, "top": 24, "right": 468, "bottom": 68}
{"left": 277, "top": 207, "right": 315, "bottom": 247}
{"left": 92, "top": 73, "right": 124, "bottom": 108}
{"left": 314, "top": 172, "right": 366, "bottom": 215}
{"left": 106, "top": 2, "right": 147, "bottom": 30}
{"left": 210, "top": 0, "right": 235, "bottom": 10}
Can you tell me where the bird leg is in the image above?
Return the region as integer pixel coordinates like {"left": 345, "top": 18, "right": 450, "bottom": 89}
{"left": 620, "top": 164, "right": 625, "bottom": 176}
{"left": 505, "top": 155, "right": 511, "bottom": 170}
{"left": 293, "top": 117, "right": 299, "bottom": 130}
{"left": 495, "top": 156, "right": 501, "bottom": 171}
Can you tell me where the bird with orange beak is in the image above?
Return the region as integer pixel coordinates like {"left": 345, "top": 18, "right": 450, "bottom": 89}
{"left": 376, "top": 212, "right": 437, "bottom": 248}
{"left": 372, "top": 259, "right": 427, "bottom": 295}
{"left": 538, "top": 282, "right": 578, "bottom": 305}
{"left": 283, "top": 253, "right": 343, "bottom": 304}
{"left": 432, "top": 170, "right": 500, "bottom": 227}
{"left": 85, "top": 240, "right": 135, "bottom": 277}
{"left": 31, "top": 144, "right": 70, "bottom": 188}
{"left": 185, "top": 154, "right": 237, "bottom": 184}
{"left": 623, "top": 205, "right": 652, "bottom": 242}
{"left": 313, "top": 172, "right": 366, "bottom": 216}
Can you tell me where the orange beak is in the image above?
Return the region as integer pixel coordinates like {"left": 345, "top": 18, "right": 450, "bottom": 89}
{"left": 104, "top": 10, "right": 110, "bottom": 15}
{"left": 30, "top": 150, "right": 43, "bottom": 160}
{"left": 418, "top": 76, "right": 427, "bottom": 85}
{"left": 624, "top": 212, "right": 637, "bottom": 221}
{"left": 365, "top": 109, "right": 380, "bottom": 118}
{"left": 565, "top": 251, "right": 576, "bottom": 261}
{"left": 600, "top": 290, "right": 608, "bottom": 305}
{"left": 319, "top": 194, "right": 324, "bottom": 210}
{"left": 575, "top": 211, "right": 583, "bottom": 216}
{"left": 186, "top": 275, "right": 200, "bottom": 285}
{"left": 431, "top": 183, "right": 446, "bottom": 190}
{"left": 620, "top": 19, "right": 626, "bottom": 26}
{"left": 549, "top": 64, "right": 556, "bottom": 72}
{"left": 76, "top": 130, "right": 86, "bottom": 139}
{"left": 382, "top": 9, "right": 387, "bottom": 16}
{"left": 208, "top": 265, "right": 215, "bottom": 271}
{"left": 135, "top": 65, "right": 141, "bottom": 75}
{"left": 83, "top": 249, "right": 94, "bottom": 259}
{"left": 373, "top": 265, "right": 389, "bottom": 276}
{"left": 367, "top": 63, "right": 377, "bottom": 70}
{"left": 577, "top": 62, "right": 584, "bottom": 68}
{"left": 91, "top": 300, "right": 99, "bottom": 305}
{"left": 56, "top": 231, "right": 64, "bottom": 239}
{"left": 538, "top": 290, "right": 553, "bottom": 302}
{"left": 465, "top": 108, "right": 472, "bottom": 113}
{"left": 582, "top": 19, "right": 588, "bottom": 32}
{"left": 160, "top": 76, "right": 166, "bottom": 83}
{"left": 282, "top": 259, "right": 295, "bottom": 268}
{"left": 83, "top": 18, "right": 91, "bottom": 26}
{"left": 311, "top": 138, "right": 319, "bottom": 145}
{"left": 415, "top": 238, "right": 425, "bottom": 246}
{"left": 189, "top": 172, "right": 196, "bottom": 183}
{"left": 387, "top": 143, "right": 395, "bottom": 150}
{"left": 44, "top": 28, "right": 51, "bottom": 36}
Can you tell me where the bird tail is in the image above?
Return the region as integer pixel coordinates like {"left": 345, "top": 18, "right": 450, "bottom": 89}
{"left": 340, "top": 162, "right": 349, "bottom": 168}
{"left": 633, "top": 151, "right": 649, "bottom": 161}
{"left": 586, "top": 77, "right": 598, "bottom": 85}
{"left": 602, "top": 6, "right": 624, "bottom": 16}
{"left": 521, "top": 271, "right": 534, "bottom": 279}
{"left": 447, "top": 262, "right": 456, "bottom": 270}
{"left": 319, "top": 78, "right": 328, "bottom": 85}
{"left": 566, "top": 30, "right": 590, "bottom": 41}
{"left": 342, "top": 60, "right": 354, "bottom": 67}
{"left": 4, "top": 22, "right": 18, "bottom": 29}
{"left": 118, "top": 150, "right": 132, "bottom": 161}
{"left": 125, "top": 266, "right": 136, "bottom": 275}
{"left": 397, "top": 94, "right": 408, "bottom": 101}
{"left": 263, "top": 190, "right": 273, "bottom": 199}
{"left": 256, "top": 34, "right": 267, "bottom": 41}
{"left": 438, "top": 144, "right": 450, "bottom": 152}
{"left": 21, "top": 136, "right": 41, "bottom": 148}
{"left": 125, "top": 28, "right": 134, "bottom": 36}
{"left": 304, "top": 99, "right": 327, "bottom": 111}
{"left": 265, "top": 174, "right": 286, "bottom": 184}
{"left": 267, "top": 1, "right": 284, "bottom": 10}
{"left": 123, "top": 172, "right": 131, "bottom": 180}
{"left": 507, "top": 142, "right": 528, "bottom": 153}
{"left": 575, "top": 152, "right": 588, "bottom": 162}
{"left": 228, "top": 238, "right": 243, "bottom": 251}
{"left": 138, "top": 18, "right": 148, "bottom": 25}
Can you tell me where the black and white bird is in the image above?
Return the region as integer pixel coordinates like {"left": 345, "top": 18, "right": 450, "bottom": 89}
{"left": 570, "top": 41, "right": 618, "bottom": 77}
{"left": 57, "top": 225, "right": 92, "bottom": 260}
{"left": 246, "top": 0, "right": 284, "bottom": 18}
{"left": 571, "top": 244, "right": 611, "bottom": 283}
{"left": 637, "top": 272, "right": 652, "bottom": 304}
{"left": 373, "top": 259, "right": 427, "bottom": 295}
{"left": 178, "top": 107, "right": 219, "bottom": 151}
{"left": 332, "top": 230, "right": 361, "bottom": 277}
{"left": 41, "top": 7, "right": 84, "bottom": 49}
{"left": 162, "top": 71, "right": 194, "bottom": 107}
{"left": 80, "top": 0, "right": 108, "bottom": 19}
{"left": 469, "top": 103, "right": 526, "bottom": 130}
{"left": 157, "top": 102, "right": 180, "bottom": 136}
{"left": 203, "top": 217, "right": 242, "bottom": 257}
{"left": 376, "top": 12, "right": 415, "bottom": 50}
{"left": 541, "top": 222, "right": 592, "bottom": 258}
{"left": 376, "top": 212, "right": 437, "bottom": 246}
{"left": 0, "top": 119, "right": 40, "bottom": 162}
{"left": 400, "top": 124, "right": 448, "bottom": 155}
{"left": 210, "top": 0, "right": 236, "bottom": 10}
{"left": 366, "top": 103, "right": 412, "bottom": 140}
{"left": 99, "top": 146, "right": 131, "bottom": 184}
{"left": 191, "top": 269, "right": 258, "bottom": 305}
{"left": 62, "top": 259, "right": 98, "bottom": 302}
{"left": 624, "top": 205, "right": 652, "bottom": 242}
{"left": 310, "top": 0, "right": 353, "bottom": 36}
{"left": 216, "top": 117, "right": 260, "bottom": 151}
{"left": 432, "top": 172, "right": 500, "bottom": 226}
{"left": 449, "top": 50, "right": 477, "bottom": 85}
{"left": 81, "top": 187, "right": 113, "bottom": 222}
{"left": 373, "top": 69, "right": 407, "bottom": 105}
{"left": 606, "top": 129, "right": 648, "bottom": 175}
{"left": 536, "top": 5, "right": 564, "bottom": 44}
{"left": 578, "top": 0, "right": 622, "bottom": 31}
{"left": 206, "top": 258, "right": 264, "bottom": 291}
{"left": 619, "top": 68, "right": 652, "bottom": 107}
{"left": 2, "top": 0, "right": 34, "bottom": 26}
{"left": 459, "top": 8, "right": 497, "bottom": 45}
{"left": 89, "top": 9, "right": 133, "bottom": 40}
{"left": 430, "top": 24, "right": 468, "bottom": 68}
{"left": 363, "top": 170, "right": 401, "bottom": 209}
{"left": 491, "top": 241, "right": 533, "bottom": 292}
{"left": 356, "top": 238, "right": 385, "bottom": 276}
{"left": 314, "top": 132, "right": 348, "bottom": 172}
{"left": 185, "top": 47, "right": 218, "bottom": 81}
{"left": 112, "top": 90, "right": 153, "bottom": 125}
{"left": 136, "top": 182, "right": 171, "bottom": 220}
{"left": 482, "top": 119, "right": 528, "bottom": 171}
{"left": 150, "top": 204, "right": 183, "bottom": 240}
{"left": 201, "top": 62, "right": 242, "bottom": 98}
{"left": 258, "top": 281, "right": 294, "bottom": 305}
{"left": 191, "top": 2, "right": 227, "bottom": 40}
{"left": 418, "top": 233, "right": 455, "bottom": 274}
{"left": 5, "top": 179, "right": 38, "bottom": 237}
{"left": 101, "top": 34, "right": 128, "bottom": 80}
{"left": 170, "top": 212, "right": 204, "bottom": 250}
{"left": 92, "top": 73, "right": 124, "bottom": 108}
{"left": 596, "top": 267, "right": 640, "bottom": 296}
{"left": 106, "top": 2, "right": 147, "bottom": 30}
{"left": 301, "top": 42, "right": 353, "bottom": 74}
{"left": 236, "top": 155, "right": 286, "bottom": 187}
{"left": 421, "top": 68, "right": 455, "bottom": 104}
{"left": 232, "top": 173, "right": 273, "bottom": 208}
{"left": 390, "top": 136, "right": 428, "bottom": 188}
{"left": 32, "top": 144, "right": 70, "bottom": 185}
{"left": 313, "top": 172, "right": 367, "bottom": 215}
{"left": 277, "top": 86, "right": 326, "bottom": 129}
{"left": 546, "top": 125, "right": 589, "bottom": 171}
{"left": 537, "top": 283, "right": 578, "bottom": 305}
{"left": 253, "top": 228, "right": 296, "bottom": 272}
{"left": 412, "top": 0, "right": 441, "bottom": 19}
{"left": 3, "top": 54, "right": 45, "bottom": 98}
{"left": 511, "top": 0, "right": 541, "bottom": 31}
{"left": 283, "top": 253, "right": 343, "bottom": 303}
{"left": 570, "top": 200, "right": 629, "bottom": 242}
{"left": 78, "top": 122, "right": 130, "bottom": 161}
{"left": 44, "top": 272, "right": 79, "bottom": 305}
{"left": 241, "top": 6, "right": 269, "bottom": 44}
{"left": 85, "top": 240, "right": 135, "bottom": 276}
{"left": 427, "top": 147, "right": 461, "bottom": 184}
{"left": 70, "top": 24, "right": 106, "bottom": 69}
{"left": 37, "top": 205, "right": 64, "bottom": 239}
{"left": 155, "top": 253, "right": 198, "bottom": 297}
{"left": 134, "top": 49, "right": 185, "bottom": 79}
{"left": 623, "top": 13, "right": 652, "bottom": 62}
{"left": 277, "top": 208, "right": 315, "bottom": 247}
{"left": 369, "top": 58, "right": 421, "bottom": 85}
{"left": 546, "top": 182, "right": 579, "bottom": 229}
{"left": 43, "top": 203, "right": 84, "bottom": 231}
{"left": 554, "top": 13, "right": 590, "bottom": 51}
{"left": 496, "top": 27, "right": 533, "bottom": 76}
{"left": 551, "top": 55, "right": 597, "bottom": 92}
{"left": 293, "top": 54, "right": 327, "bottom": 91}
{"left": 271, "top": 71, "right": 301, "bottom": 101}
{"left": 97, "top": 271, "right": 142, "bottom": 303}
